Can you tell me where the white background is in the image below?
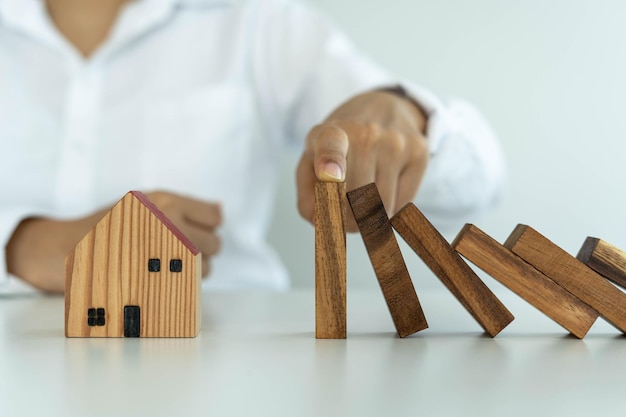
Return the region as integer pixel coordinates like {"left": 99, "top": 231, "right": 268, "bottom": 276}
{"left": 269, "top": 0, "right": 626, "bottom": 289}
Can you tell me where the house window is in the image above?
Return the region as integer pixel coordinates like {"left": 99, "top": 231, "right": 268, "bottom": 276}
{"left": 148, "top": 258, "right": 161, "bottom": 272}
{"left": 170, "top": 259, "right": 183, "bottom": 273}
{"left": 87, "top": 308, "right": 106, "bottom": 326}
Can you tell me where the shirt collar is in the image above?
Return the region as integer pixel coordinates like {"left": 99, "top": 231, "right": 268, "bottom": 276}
{"left": 0, "top": 0, "right": 237, "bottom": 27}
{"left": 0, "top": 0, "right": 62, "bottom": 52}
{"left": 99, "top": 0, "right": 237, "bottom": 61}
{"left": 0, "top": 0, "right": 237, "bottom": 61}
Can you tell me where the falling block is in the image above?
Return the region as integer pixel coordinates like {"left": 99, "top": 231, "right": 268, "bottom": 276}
{"left": 577, "top": 237, "right": 626, "bottom": 290}
{"left": 347, "top": 183, "right": 428, "bottom": 337}
{"left": 391, "top": 205, "right": 513, "bottom": 337}
{"left": 504, "top": 225, "right": 626, "bottom": 334}
{"left": 454, "top": 224, "right": 598, "bottom": 339}
{"left": 315, "top": 182, "right": 347, "bottom": 339}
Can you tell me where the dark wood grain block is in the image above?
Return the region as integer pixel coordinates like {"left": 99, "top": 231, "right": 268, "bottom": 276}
{"left": 504, "top": 224, "right": 626, "bottom": 334}
{"left": 577, "top": 237, "right": 626, "bottom": 290}
{"left": 454, "top": 224, "right": 598, "bottom": 339}
{"left": 347, "top": 183, "right": 428, "bottom": 337}
{"left": 392, "top": 205, "right": 513, "bottom": 337}
{"left": 315, "top": 182, "right": 347, "bottom": 339}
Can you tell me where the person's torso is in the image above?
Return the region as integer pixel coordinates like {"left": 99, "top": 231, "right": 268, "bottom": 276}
{"left": 0, "top": 0, "right": 289, "bottom": 289}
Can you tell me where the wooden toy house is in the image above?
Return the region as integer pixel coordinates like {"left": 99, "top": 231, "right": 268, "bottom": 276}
{"left": 65, "top": 191, "right": 201, "bottom": 338}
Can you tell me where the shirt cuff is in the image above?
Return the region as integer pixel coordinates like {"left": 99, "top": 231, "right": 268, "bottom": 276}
{"left": 393, "top": 81, "right": 459, "bottom": 157}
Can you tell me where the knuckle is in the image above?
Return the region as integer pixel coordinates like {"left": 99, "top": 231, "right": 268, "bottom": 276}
{"left": 351, "top": 124, "right": 381, "bottom": 155}
{"left": 363, "top": 122, "right": 382, "bottom": 138}
{"left": 406, "top": 135, "right": 429, "bottom": 163}
{"left": 402, "top": 136, "right": 428, "bottom": 164}
{"left": 361, "top": 123, "right": 381, "bottom": 146}
{"left": 312, "top": 125, "right": 348, "bottom": 156}
{"left": 306, "top": 124, "right": 325, "bottom": 144}
{"left": 383, "top": 131, "right": 407, "bottom": 158}
{"left": 146, "top": 191, "right": 173, "bottom": 210}
{"left": 310, "top": 123, "right": 342, "bottom": 145}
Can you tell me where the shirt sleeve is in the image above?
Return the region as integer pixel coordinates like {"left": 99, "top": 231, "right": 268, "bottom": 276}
{"left": 256, "top": 0, "right": 506, "bottom": 231}
{"left": 404, "top": 85, "right": 507, "bottom": 231}
{"left": 0, "top": 208, "right": 39, "bottom": 294}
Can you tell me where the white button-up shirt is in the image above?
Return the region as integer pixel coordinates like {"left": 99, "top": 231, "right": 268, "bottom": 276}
{"left": 0, "top": 0, "right": 506, "bottom": 293}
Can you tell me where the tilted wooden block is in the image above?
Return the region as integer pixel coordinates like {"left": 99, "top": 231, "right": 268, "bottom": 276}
{"left": 504, "top": 225, "right": 626, "bottom": 334}
{"left": 315, "top": 182, "right": 347, "bottom": 339}
{"left": 577, "top": 237, "right": 626, "bottom": 290}
{"left": 347, "top": 183, "right": 428, "bottom": 337}
{"left": 66, "top": 191, "right": 201, "bottom": 338}
{"left": 391, "top": 205, "right": 513, "bottom": 337}
{"left": 453, "top": 224, "right": 598, "bottom": 339}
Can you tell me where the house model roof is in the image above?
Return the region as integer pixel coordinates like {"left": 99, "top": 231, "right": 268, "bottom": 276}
{"left": 130, "top": 191, "right": 200, "bottom": 256}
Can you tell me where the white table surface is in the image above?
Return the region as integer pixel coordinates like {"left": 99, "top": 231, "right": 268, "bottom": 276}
{"left": 1, "top": 288, "right": 626, "bottom": 417}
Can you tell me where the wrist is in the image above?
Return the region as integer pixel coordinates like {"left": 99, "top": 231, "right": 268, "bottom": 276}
{"left": 6, "top": 218, "right": 57, "bottom": 291}
{"left": 375, "top": 85, "right": 428, "bottom": 135}
{"left": 5, "top": 212, "right": 104, "bottom": 293}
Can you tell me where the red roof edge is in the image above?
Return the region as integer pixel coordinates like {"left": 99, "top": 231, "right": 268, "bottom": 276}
{"left": 130, "top": 191, "right": 200, "bottom": 256}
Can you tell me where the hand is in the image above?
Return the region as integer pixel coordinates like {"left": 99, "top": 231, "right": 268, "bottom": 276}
{"left": 6, "top": 191, "right": 222, "bottom": 293}
{"left": 297, "top": 90, "right": 429, "bottom": 232}
{"left": 145, "top": 191, "right": 222, "bottom": 277}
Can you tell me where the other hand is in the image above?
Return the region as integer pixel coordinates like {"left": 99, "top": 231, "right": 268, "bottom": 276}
{"left": 145, "top": 191, "right": 222, "bottom": 277}
{"left": 6, "top": 191, "right": 222, "bottom": 293}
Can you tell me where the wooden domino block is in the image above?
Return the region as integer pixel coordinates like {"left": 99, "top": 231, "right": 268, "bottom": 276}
{"left": 391, "top": 205, "right": 513, "bottom": 337}
{"left": 453, "top": 224, "right": 598, "bottom": 339}
{"left": 315, "top": 182, "right": 347, "bottom": 339}
{"left": 347, "top": 183, "right": 428, "bottom": 337}
{"left": 577, "top": 237, "right": 626, "bottom": 289}
{"left": 504, "top": 225, "right": 626, "bottom": 334}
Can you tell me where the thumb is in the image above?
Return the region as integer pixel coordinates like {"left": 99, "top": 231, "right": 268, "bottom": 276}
{"left": 312, "top": 125, "right": 349, "bottom": 182}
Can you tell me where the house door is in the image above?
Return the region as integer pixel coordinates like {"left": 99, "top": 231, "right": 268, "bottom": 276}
{"left": 124, "top": 306, "right": 141, "bottom": 337}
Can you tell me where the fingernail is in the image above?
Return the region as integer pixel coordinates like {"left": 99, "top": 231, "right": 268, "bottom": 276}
{"left": 318, "top": 162, "right": 344, "bottom": 181}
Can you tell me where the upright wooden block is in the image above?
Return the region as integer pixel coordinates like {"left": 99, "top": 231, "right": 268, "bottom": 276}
{"left": 391, "top": 205, "right": 513, "bottom": 337}
{"left": 315, "top": 182, "right": 347, "bottom": 339}
{"left": 577, "top": 237, "right": 626, "bottom": 289}
{"left": 453, "top": 224, "right": 598, "bottom": 339}
{"left": 504, "top": 225, "right": 626, "bottom": 334}
{"left": 347, "top": 183, "right": 428, "bottom": 337}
